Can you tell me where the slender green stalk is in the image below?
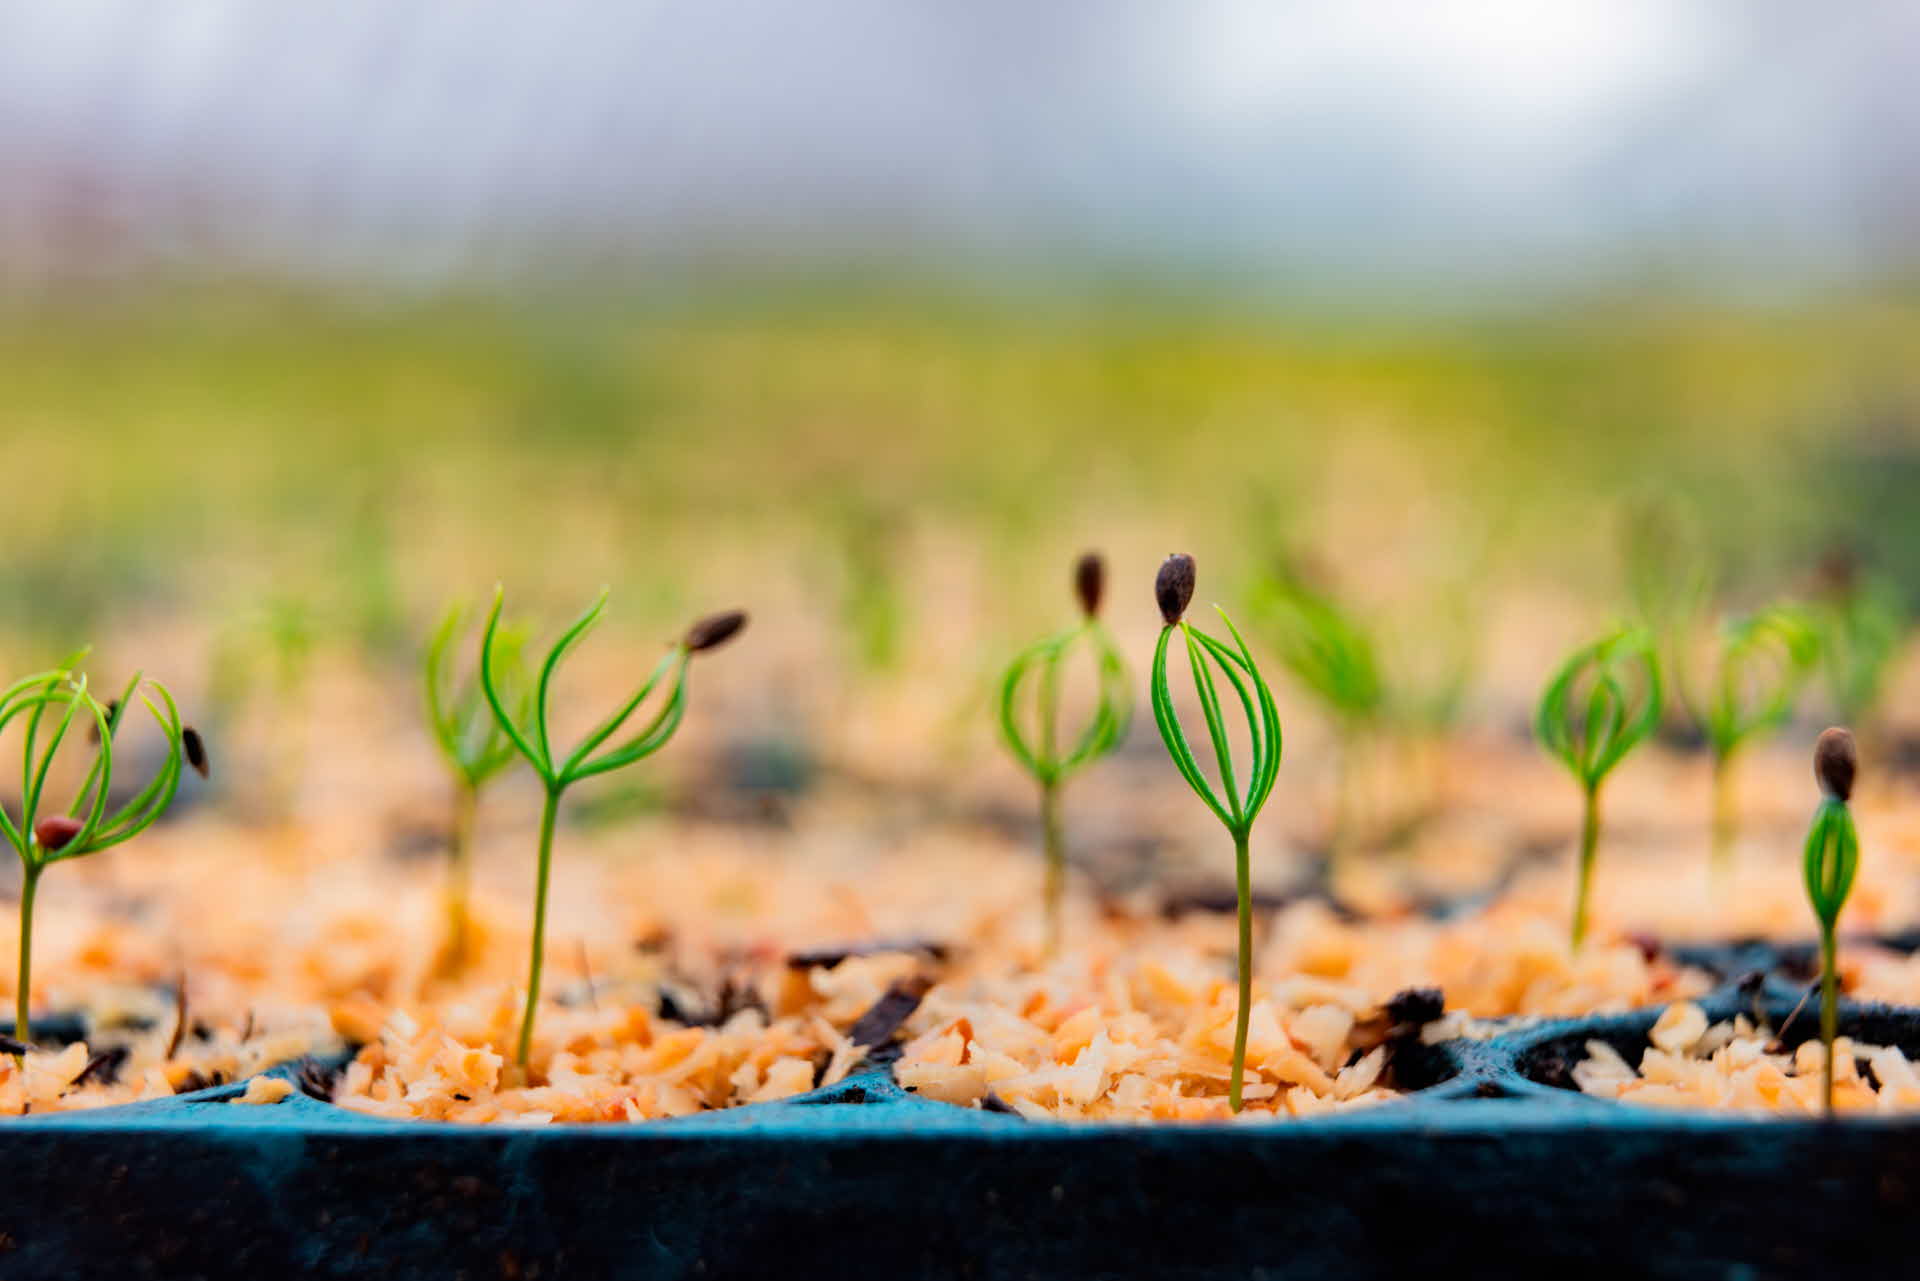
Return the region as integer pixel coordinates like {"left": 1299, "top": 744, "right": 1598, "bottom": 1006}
{"left": 1147, "top": 555, "right": 1282, "bottom": 1113}
{"left": 1710, "top": 754, "right": 1736, "bottom": 882}
{"left": 14, "top": 864, "right": 38, "bottom": 1051}
{"left": 425, "top": 601, "right": 532, "bottom": 971}
{"left": 1803, "top": 726, "right": 1859, "bottom": 1118}
{"left": 1230, "top": 829, "right": 1252, "bottom": 1113}
{"left": 1819, "top": 920, "right": 1839, "bottom": 1114}
{"left": 481, "top": 589, "right": 746, "bottom": 1071}
{"left": 1536, "top": 628, "right": 1661, "bottom": 950}
{"left": 516, "top": 787, "right": 561, "bottom": 1069}
{"left": 997, "top": 553, "right": 1129, "bottom": 956}
{"left": 1570, "top": 785, "right": 1600, "bottom": 950}
{"left": 443, "top": 783, "right": 479, "bottom": 969}
{"left": 1039, "top": 781, "right": 1064, "bottom": 957}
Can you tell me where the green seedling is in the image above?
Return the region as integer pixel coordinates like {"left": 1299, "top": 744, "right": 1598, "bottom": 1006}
{"left": 481, "top": 589, "right": 746, "bottom": 1070}
{"left": 1148, "top": 554, "right": 1282, "bottom": 1113}
{"left": 1681, "top": 606, "right": 1819, "bottom": 878}
{"left": 207, "top": 594, "right": 315, "bottom": 821}
{"left": 1813, "top": 568, "right": 1905, "bottom": 749}
{"left": 1620, "top": 490, "right": 1713, "bottom": 645}
{"left": 0, "top": 658, "right": 193, "bottom": 1050}
{"left": 997, "top": 552, "right": 1130, "bottom": 956}
{"left": 424, "top": 602, "right": 533, "bottom": 971}
{"left": 832, "top": 502, "right": 905, "bottom": 674}
{"left": 1249, "top": 570, "right": 1381, "bottom": 864}
{"left": 1618, "top": 491, "right": 1713, "bottom": 739}
{"left": 1803, "top": 727, "right": 1859, "bottom": 1117}
{"left": 1536, "top": 628, "right": 1662, "bottom": 949}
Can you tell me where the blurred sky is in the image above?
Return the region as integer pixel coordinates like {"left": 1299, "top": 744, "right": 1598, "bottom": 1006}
{"left": 0, "top": 0, "right": 1914, "bottom": 294}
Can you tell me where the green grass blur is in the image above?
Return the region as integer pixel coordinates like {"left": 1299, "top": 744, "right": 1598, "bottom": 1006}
{"left": 0, "top": 279, "right": 1915, "bottom": 676}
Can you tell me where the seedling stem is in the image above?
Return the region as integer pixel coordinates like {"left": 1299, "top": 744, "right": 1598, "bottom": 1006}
{"left": 517, "top": 787, "right": 562, "bottom": 1068}
{"left": 1572, "top": 783, "right": 1601, "bottom": 950}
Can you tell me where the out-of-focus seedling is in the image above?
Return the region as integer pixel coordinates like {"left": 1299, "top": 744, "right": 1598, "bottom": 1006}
{"left": 998, "top": 552, "right": 1130, "bottom": 955}
{"left": 1680, "top": 606, "right": 1819, "bottom": 879}
{"left": 1148, "top": 554, "right": 1282, "bottom": 1113}
{"left": 1249, "top": 569, "right": 1381, "bottom": 864}
{"left": 1536, "top": 629, "right": 1662, "bottom": 949}
{"left": 207, "top": 594, "right": 315, "bottom": 821}
{"left": 832, "top": 501, "right": 905, "bottom": 674}
{"left": 0, "top": 659, "right": 191, "bottom": 1051}
{"left": 424, "top": 602, "right": 533, "bottom": 971}
{"left": 1620, "top": 491, "right": 1714, "bottom": 650}
{"left": 1803, "top": 726, "right": 1859, "bottom": 1117}
{"left": 481, "top": 589, "right": 746, "bottom": 1070}
{"left": 1811, "top": 559, "right": 1906, "bottom": 755}
{"left": 1618, "top": 491, "right": 1714, "bottom": 745}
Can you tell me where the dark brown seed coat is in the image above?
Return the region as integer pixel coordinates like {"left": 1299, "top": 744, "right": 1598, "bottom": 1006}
{"left": 183, "top": 727, "right": 210, "bottom": 779}
{"left": 1074, "top": 552, "right": 1105, "bottom": 618}
{"left": 1155, "top": 553, "right": 1195, "bottom": 625}
{"left": 1815, "top": 726, "right": 1857, "bottom": 802}
{"left": 684, "top": 610, "right": 749, "bottom": 653}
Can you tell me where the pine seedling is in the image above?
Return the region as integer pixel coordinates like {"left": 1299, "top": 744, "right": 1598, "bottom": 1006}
{"left": 1249, "top": 570, "right": 1382, "bottom": 864}
{"left": 424, "top": 602, "right": 533, "bottom": 971}
{"left": 1536, "top": 628, "right": 1661, "bottom": 949}
{"left": 1620, "top": 491, "right": 1713, "bottom": 646}
{"left": 0, "top": 659, "right": 190, "bottom": 1050}
{"left": 1803, "top": 726, "right": 1859, "bottom": 1117}
{"left": 1681, "top": 606, "right": 1819, "bottom": 878}
{"left": 480, "top": 589, "right": 746, "bottom": 1070}
{"left": 1148, "top": 554, "right": 1282, "bottom": 1113}
{"left": 1813, "top": 566, "right": 1905, "bottom": 751}
{"left": 1618, "top": 491, "right": 1712, "bottom": 740}
{"left": 997, "top": 552, "right": 1131, "bottom": 955}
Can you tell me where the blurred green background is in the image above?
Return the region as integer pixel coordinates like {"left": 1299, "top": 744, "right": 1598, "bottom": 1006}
{"left": 2, "top": 281, "right": 1914, "bottom": 670}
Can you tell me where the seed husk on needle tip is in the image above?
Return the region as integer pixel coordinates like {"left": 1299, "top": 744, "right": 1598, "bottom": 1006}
{"left": 1815, "top": 726, "right": 1856, "bottom": 802}
{"left": 1155, "top": 554, "right": 1195, "bottom": 626}
{"left": 183, "top": 727, "right": 210, "bottom": 779}
{"left": 684, "top": 610, "right": 748, "bottom": 653}
{"left": 1074, "top": 552, "right": 1105, "bottom": 618}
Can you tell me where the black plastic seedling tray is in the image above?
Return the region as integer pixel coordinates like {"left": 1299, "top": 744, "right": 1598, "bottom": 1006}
{"left": 5, "top": 969, "right": 1919, "bottom": 1280}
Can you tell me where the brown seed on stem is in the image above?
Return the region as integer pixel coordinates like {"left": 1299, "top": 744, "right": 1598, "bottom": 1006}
{"left": 1155, "top": 554, "right": 1195, "bottom": 626}
{"left": 183, "top": 727, "right": 210, "bottom": 779}
{"left": 1815, "top": 726, "right": 1857, "bottom": 802}
{"left": 1074, "top": 552, "right": 1105, "bottom": 618}
{"left": 684, "top": 610, "right": 748, "bottom": 653}
{"left": 34, "top": 816, "right": 83, "bottom": 853}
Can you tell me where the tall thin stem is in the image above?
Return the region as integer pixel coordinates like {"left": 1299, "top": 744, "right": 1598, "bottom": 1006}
{"left": 1040, "top": 780, "right": 1063, "bottom": 958}
{"left": 15, "top": 862, "right": 40, "bottom": 1054}
{"left": 1571, "top": 785, "right": 1601, "bottom": 950}
{"left": 515, "top": 788, "right": 561, "bottom": 1071}
{"left": 1711, "top": 752, "right": 1736, "bottom": 883}
{"left": 1230, "top": 828, "right": 1253, "bottom": 1113}
{"left": 443, "top": 783, "right": 478, "bottom": 972}
{"left": 1820, "top": 920, "right": 1838, "bottom": 1116}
